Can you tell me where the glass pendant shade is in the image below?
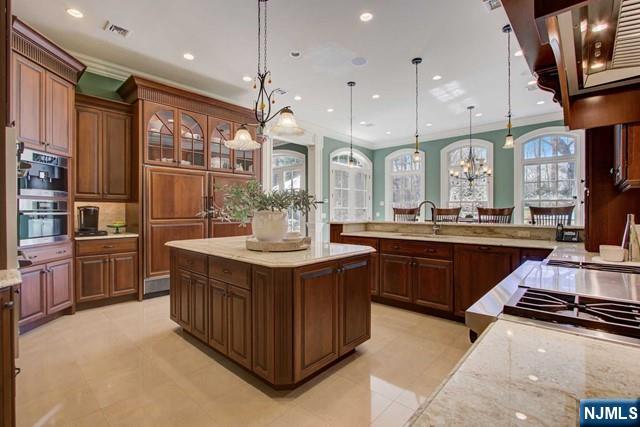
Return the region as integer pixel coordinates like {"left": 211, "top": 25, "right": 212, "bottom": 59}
{"left": 503, "top": 133, "right": 514, "bottom": 149}
{"left": 270, "top": 107, "right": 304, "bottom": 136}
{"left": 224, "top": 126, "right": 261, "bottom": 151}
{"left": 412, "top": 150, "right": 421, "bottom": 163}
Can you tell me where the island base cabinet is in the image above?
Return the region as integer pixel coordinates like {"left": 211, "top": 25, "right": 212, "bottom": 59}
{"left": 413, "top": 258, "right": 453, "bottom": 313}
{"left": 339, "top": 258, "right": 371, "bottom": 355}
{"left": 227, "top": 286, "right": 252, "bottom": 369}
{"left": 207, "top": 280, "right": 228, "bottom": 355}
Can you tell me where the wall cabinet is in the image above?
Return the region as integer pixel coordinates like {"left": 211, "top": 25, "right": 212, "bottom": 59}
{"left": 614, "top": 123, "right": 640, "bottom": 191}
{"left": 1, "top": 287, "right": 17, "bottom": 427}
{"left": 19, "top": 258, "right": 73, "bottom": 327}
{"left": 13, "top": 54, "right": 73, "bottom": 156}
{"left": 75, "top": 95, "right": 132, "bottom": 201}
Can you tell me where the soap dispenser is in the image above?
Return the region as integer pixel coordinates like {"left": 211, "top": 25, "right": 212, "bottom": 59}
{"left": 621, "top": 214, "right": 635, "bottom": 261}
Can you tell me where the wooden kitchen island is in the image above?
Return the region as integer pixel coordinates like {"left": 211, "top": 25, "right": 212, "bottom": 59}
{"left": 166, "top": 236, "right": 374, "bottom": 388}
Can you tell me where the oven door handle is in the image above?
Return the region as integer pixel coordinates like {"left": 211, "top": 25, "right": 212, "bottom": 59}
{"left": 20, "top": 212, "right": 69, "bottom": 216}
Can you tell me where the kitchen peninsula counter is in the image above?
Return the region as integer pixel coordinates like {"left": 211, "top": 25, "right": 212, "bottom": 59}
{"left": 166, "top": 236, "right": 374, "bottom": 388}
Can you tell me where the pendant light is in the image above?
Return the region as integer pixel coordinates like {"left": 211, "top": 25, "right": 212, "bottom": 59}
{"left": 449, "top": 106, "right": 492, "bottom": 187}
{"left": 502, "top": 24, "right": 514, "bottom": 149}
{"left": 412, "top": 57, "right": 423, "bottom": 163}
{"left": 347, "top": 81, "right": 357, "bottom": 168}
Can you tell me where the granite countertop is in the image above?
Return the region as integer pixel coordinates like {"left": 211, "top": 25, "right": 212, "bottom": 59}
{"left": 340, "top": 230, "right": 582, "bottom": 250}
{"left": 0, "top": 269, "right": 21, "bottom": 290}
{"left": 74, "top": 232, "right": 139, "bottom": 241}
{"left": 165, "top": 236, "right": 375, "bottom": 268}
{"left": 409, "top": 318, "right": 640, "bottom": 426}
{"left": 332, "top": 220, "right": 584, "bottom": 230}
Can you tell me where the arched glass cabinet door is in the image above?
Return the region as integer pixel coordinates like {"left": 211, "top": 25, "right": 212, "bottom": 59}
{"left": 209, "top": 117, "right": 234, "bottom": 171}
{"left": 179, "top": 112, "right": 206, "bottom": 168}
{"left": 146, "top": 109, "right": 176, "bottom": 164}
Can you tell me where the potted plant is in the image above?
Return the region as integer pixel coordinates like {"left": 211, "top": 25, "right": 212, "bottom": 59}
{"left": 201, "top": 180, "right": 318, "bottom": 242}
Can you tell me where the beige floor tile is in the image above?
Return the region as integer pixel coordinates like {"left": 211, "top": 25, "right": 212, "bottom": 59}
{"left": 372, "top": 401, "right": 416, "bottom": 427}
{"left": 269, "top": 405, "right": 332, "bottom": 427}
{"left": 16, "top": 386, "right": 101, "bottom": 427}
{"left": 63, "top": 410, "right": 110, "bottom": 427}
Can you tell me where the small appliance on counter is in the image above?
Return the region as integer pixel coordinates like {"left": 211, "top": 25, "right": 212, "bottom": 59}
{"left": 76, "top": 206, "right": 107, "bottom": 237}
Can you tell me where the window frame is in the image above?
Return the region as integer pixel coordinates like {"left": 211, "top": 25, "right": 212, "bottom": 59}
{"left": 513, "top": 127, "right": 585, "bottom": 225}
{"left": 384, "top": 148, "right": 426, "bottom": 220}
{"left": 440, "top": 139, "right": 494, "bottom": 215}
{"left": 272, "top": 149, "right": 306, "bottom": 231}
{"left": 329, "top": 148, "right": 373, "bottom": 222}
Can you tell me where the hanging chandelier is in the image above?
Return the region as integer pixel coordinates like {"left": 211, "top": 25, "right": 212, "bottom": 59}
{"left": 449, "top": 106, "right": 492, "bottom": 187}
{"left": 412, "top": 57, "right": 422, "bottom": 163}
{"left": 502, "top": 24, "right": 514, "bottom": 149}
{"left": 347, "top": 81, "right": 357, "bottom": 168}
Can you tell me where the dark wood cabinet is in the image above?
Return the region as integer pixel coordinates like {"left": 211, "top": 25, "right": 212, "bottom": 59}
{"left": 614, "top": 123, "right": 640, "bottom": 191}
{"left": 75, "top": 96, "right": 132, "bottom": 201}
{"left": 144, "top": 102, "right": 178, "bottom": 166}
{"left": 227, "top": 285, "right": 252, "bottom": 369}
{"left": 19, "top": 265, "right": 47, "bottom": 325}
{"left": 46, "top": 258, "right": 73, "bottom": 314}
{"left": 179, "top": 111, "right": 207, "bottom": 170}
{"left": 189, "top": 273, "right": 208, "bottom": 342}
{"left": 45, "top": 72, "right": 73, "bottom": 156}
{"left": 109, "top": 252, "right": 138, "bottom": 296}
{"left": 413, "top": 257, "right": 453, "bottom": 312}
{"left": 339, "top": 257, "right": 371, "bottom": 355}
{"left": 20, "top": 258, "right": 74, "bottom": 326}
{"left": 208, "top": 117, "right": 234, "bottom": 172}
{"left": 380, "top": 254, "right": 413, "bottom": 302}
{"left": 1, "top": 287, "right": 17, "bottom": 427}
{"left": 519, "top": 248, "right": 553, "bottom": 265}
{"left": 453, "top": 245, "right": 520, "bottom": 316}
{"left": 75, "top": 255, "right": 109, "bottom": 302}
{"left": 208, "top": 280, "right": 228, "bottom": 354}
{"left": 341, "top": 236, "right": 379, "bottom": 295}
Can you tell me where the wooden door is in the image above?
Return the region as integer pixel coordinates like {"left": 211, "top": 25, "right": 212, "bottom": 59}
{"left": 146, "top": 167, "right": 207, "bottom": 221}
{"left": 75, "top": 106, "right": 102, "bottom": 199}
{"left": 339, "top": 257, "right": 371, "bottom": 355}
{"left": 109, "top": 252, "right": 138, "bottom": 296}
{"left": 18, "top": 265, "right": 46, "bottom": 324}
{"left": 177, "top": 270, "right": 192, "bottom": 330}
{"left": 412, "top": 257, "right": 453, "bottom": 312}
{"left": 379, "top": 254, "right": 412, "bottom": 302}
{"left": 143, "top": 101, "right": 177, "bottom": 165}
{"left": 190, "top": 273, "right": 208, "bottom": 341}
{"left": 293, "top": 262, "right": 339, "bottom": 382}
{"left": 178, "top": 110, "right": 207, "bottom": 169}
{"left": 46, "top": 258, "right": 73, "bottom": 314}
{"left": 453, "top": 245, "right": 520, "bottom": 316}
{"left": 208, "top": 280, "right": 228, "bottom": 354}
{"left": 208, "top": 117, "right": 234, "bottom": 172}
{"left": 0, "top": 288, "right": 16, "bottom": 427}
{"left": 227, "top": 285, "right": 252, "bottom": 369}
{"left": 75, "top": 255, "right": 109, "bottom": 303}
{"left": 103, "top": 112, "right": 131, "bottom": 200}
{"left": 14, "top": 54, "right": 45, "bottom": 149}
{"left": 45, "top": 72, "right": 73, "bottom": 156}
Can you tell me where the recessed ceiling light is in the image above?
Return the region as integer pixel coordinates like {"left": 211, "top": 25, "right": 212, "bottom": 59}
{"left": 289, "top": 50, "right": 302, "bottom": 59}
{"left": 183, "top": 53, "right": 195, "bottom": 61}
{"left": 527, "top": 80, "right": 537, "bottom": 86}
{"left": 327, "top": 108, "right": 334, "bottom": 113}
{"left": 385, "top": 131, "right": 391, "bottom": 135}
{"left": 475, "top": 112, "right": 483, "bottom": 117}
{"left": 426, "top": 123, "right": 433, "bottom": 127}
{"left": 528, "top": 375, "right": 539, "bottom": 382}
{"left": 294, "top": 95, "right": 302, "bottom": 101}
{"left": 537, "top": 100, "right": 545, "bottom": 105}
{"left": 592, "top": 23, "right": 608, "bottom": 32}
{"left": 359, "top": 12, "right": 373, "bottom": 22}
{"left": 242, "top": 76, "right": 253, "bottom": 82}
{"left": 359, "top": 121, "right": 367, "bottom": 125}
{"left": 432, "top": 75, "right": 443, "bottom": 81}
{"left": 591, "top": 62, "right": 605, "bottom": 70}
{"left": 515, "top": 412, "right": 528, "bottom": 421}
{"left": 66, "top": 8, "right": 84, "bottom": 18}
{"left": 537, "top": 348, "right": 546, "bottom": 353}
{"left": 514, "top": 50, "right": 523, "bottom": 57}
{"left": 372, "top": 94, "right": 380, "bottom": 99}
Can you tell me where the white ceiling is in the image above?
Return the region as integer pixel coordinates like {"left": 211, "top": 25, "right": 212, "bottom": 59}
{"left": 14, "top": 0, "right": 562, "bottom": 148}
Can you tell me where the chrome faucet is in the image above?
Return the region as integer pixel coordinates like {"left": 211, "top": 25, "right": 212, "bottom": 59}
{"left": 417, "top": 200, "right": 440, "bottom": 235}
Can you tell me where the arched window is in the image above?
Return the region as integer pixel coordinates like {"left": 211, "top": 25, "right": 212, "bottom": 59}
{"left": 441, "top": 139, "right": 493, "bottom": 219}
{"left": 384, "top": 149, "right": 425, "bottom": 220}
{"left": 272, "top": 150, "right": 306, "bottom": 231}
{"left": 514, "top": 127, "right": 584, "bottom": 224}
{"left": 329, "top": 149, "right": 372, "bottom": 222}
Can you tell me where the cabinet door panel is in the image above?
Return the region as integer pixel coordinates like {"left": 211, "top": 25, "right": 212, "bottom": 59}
{"left": 190, "top": 274, "right": 208, "bottom": 342}
{"left": 146, "top": 168, "right": 207, "bottom": 220}
{"left": 177, "top": 270, "right": 191, "bottom": 330}
{"left": 18, "top": 266, "right": 46, "bottom": 324}
{"left": 14, "top": 55, "right": 45, "bottom": 148}
{"left": 144, "top": 102, "right": 177, "bottom": 165}
{"left": 110, "top": 252, "right": 138, "bottom": 296}
{"left": 178, "top": 111, "right": 207, "bottom": 169}
{"left": 208, "top": 117, "right": 234, "bottom": 172}
{"left": 0, "top": 288, "right": 16, "bottom": 427}
{"left": 380, "top": 254, "right": 412, "bottom": 302}
{"left": 146, "top": 221, "right": 206, "bottom": 277}
{"left": 371, "top": 253, "right": 379, "bottom": 296}
{"left": 103, "top": 112, "right": 131, "bottom": 200}
{"left": 227, "top": 285, "right": 252, "bottom": 369}
{"left": 208, "top": 280, "right": 228, "bottom": 354}
{"left": 75, "top": 255, "right": 109, "bottom": 303}
{"left": 47, "top": 258, "right": 73, "bottom": 313}
{"left": 293, "top": 264, "right": 339, "bottom": 382}
{"left": 413, "top": 258, "right": 453, "bottom": 312}
{"left": 45, "top": 72, "right": 73, "bottom": 156}
{"left": 339, "top": 257, "right": 371, "bottom": 355}
{"left": 75, "top": 106, "right": 102, "bottom": 199}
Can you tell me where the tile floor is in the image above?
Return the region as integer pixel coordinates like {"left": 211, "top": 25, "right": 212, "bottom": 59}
{"left": 15, "top": 297, "right": 471, "bottom": 427}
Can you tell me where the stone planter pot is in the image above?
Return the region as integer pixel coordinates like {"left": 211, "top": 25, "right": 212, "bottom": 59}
{"left": 252, "top": 210, "right": 288, "bottom": 242}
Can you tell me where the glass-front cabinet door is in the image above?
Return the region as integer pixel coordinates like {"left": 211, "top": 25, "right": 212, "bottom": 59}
{"left": 179, "top": 111, "right": 206, "bottom": 169}
{"left": 144, "top": 102, "right": 177, "bottom": 165}
{"left": 208, "top": 117, "right": 234, "bottom": 172}
{"left": 233, "top": 124, "right": 258, "bottom": 175}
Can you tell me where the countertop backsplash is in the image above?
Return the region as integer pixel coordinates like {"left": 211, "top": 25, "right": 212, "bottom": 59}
{"left": 74, "top": 202, "right": 127, "bottom": 232}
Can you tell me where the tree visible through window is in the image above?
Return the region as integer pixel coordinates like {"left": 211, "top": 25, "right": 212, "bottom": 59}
{"left": 385, "top": 150, "right": 425, "bottom": 220}
{"left": 272, "top": 150, "right": 305, "bottom": 231}
{"left": 330, "top": 150, "right": 372, "bottom": 222}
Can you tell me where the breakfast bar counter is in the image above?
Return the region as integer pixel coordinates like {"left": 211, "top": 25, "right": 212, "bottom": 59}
{"left": 165, "top": 236, "right": 375, "bottom": 388}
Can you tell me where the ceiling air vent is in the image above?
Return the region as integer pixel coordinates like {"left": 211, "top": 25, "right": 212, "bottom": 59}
{"left": 103, "top": 21, "right": 132, "bottom": 38}
{"left": 611, "top": 0, "right": 640, "bottom": 69}
{"left": 483, "top": 0, "right": 502, "bottom": 11}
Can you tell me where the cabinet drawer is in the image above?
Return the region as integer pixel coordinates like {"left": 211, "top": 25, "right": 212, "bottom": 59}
{"left": 22, "top": 242, "right": 73, "bottom": 265}
{"left": 209, "top": 257, "right": 251, "bottom": 289}
{"left": 76, "top": 238, "right": 138, "bottom": 256}
{"left": 175, "top": 250, "right": 208, "bottom": 275}
{"left": 380, "top": 239, "right": 452, "bottom": 260}
{"left": 341, "top": 236, "right": 380, "bottom": 250}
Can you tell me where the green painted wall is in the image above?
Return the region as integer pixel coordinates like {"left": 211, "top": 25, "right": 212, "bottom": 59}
{"left": 76, "top": 72, "right": 125, "bottom": 100}
{"left": 371, "top": 120, "right": 564, "bottom": 219}
{"left": 273, "top": 142, "right": 309, "bottom": 191}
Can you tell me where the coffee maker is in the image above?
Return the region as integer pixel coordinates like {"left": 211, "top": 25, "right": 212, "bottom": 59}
{"left": 76, "top": 206, "right": 107, "bottom": 236}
